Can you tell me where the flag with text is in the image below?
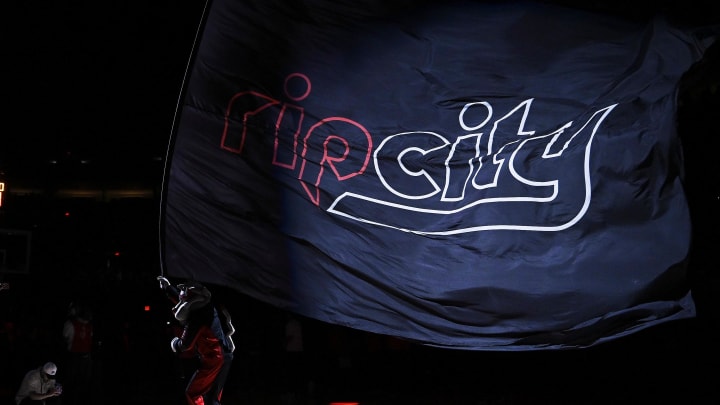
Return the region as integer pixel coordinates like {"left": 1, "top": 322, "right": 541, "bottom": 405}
{"left": 161, "top": 0, "right": 714, "bottom": 349}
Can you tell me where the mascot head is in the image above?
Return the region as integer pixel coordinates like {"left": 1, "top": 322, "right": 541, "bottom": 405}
{"left": 172, "top": 281, "right": 211, "bottom": 323}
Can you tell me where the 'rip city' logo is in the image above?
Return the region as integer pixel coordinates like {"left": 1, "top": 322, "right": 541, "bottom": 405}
{"left": 221, "top": 73, "right": 617, "bottom": 235}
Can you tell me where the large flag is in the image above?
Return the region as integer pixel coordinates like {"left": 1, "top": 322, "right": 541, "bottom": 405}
{"left": 160, "top": 0, "right": 716, "bottom": 349}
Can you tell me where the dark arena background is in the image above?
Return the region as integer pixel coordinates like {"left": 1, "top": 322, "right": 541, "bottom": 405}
{"left": 1, "top": 1, "right": 718, "bottom": 404}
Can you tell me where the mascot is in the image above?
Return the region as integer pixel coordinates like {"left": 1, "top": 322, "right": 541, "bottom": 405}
{"left": 158, "top": 277, "right": 228, "bottom": 405}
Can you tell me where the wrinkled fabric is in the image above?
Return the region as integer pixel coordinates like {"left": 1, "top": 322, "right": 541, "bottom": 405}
{"left": 161, "top": 0, "right": 716, "bottom": 350}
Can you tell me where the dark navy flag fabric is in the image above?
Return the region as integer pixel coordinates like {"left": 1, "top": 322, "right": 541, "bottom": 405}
{"left": 161, "top": 0, "right": 714, "bottom": 349}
